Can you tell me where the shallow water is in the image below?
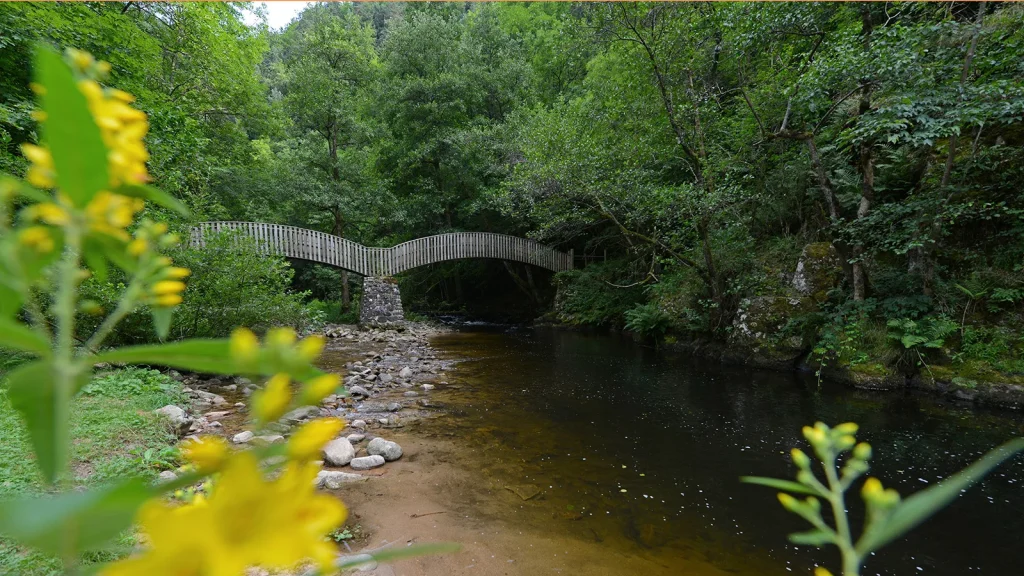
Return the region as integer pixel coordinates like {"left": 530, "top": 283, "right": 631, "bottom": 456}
{"left": 424, "top": 327, "right": 1024, "bottom": 576}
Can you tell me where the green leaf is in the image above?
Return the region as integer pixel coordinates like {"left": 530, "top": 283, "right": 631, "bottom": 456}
{"left": 788, "top": 529, "right": 837, "bottom": 546}
{"left": 856, "top": 437, "right": 1024, "bottom": 555}
{"left": 0, "top": 478, "right": 152, "bottom": 555}
{"left": 336, "top": 543, "right": 462, "bottom": 569}
{"left": 115, "top": 183, "right": 190, "bottom": 216}
{"left": 93, "top": 339, "right": 326, "bottom": 380}
{"left": 151, "top": 307, "right": 173, "bottom": 340}
{"left": 93, "top": 339, "right": 236, "bottom": 374}
{"left": 0, "top": 316, "right": 50, "bottom": 355}
{"left": 34, "top": 45, "right": 109, "bottom": 207}
{"left": 0, "top": 173, "right": 50, "bottom": 203}
{"left": 741, "top": 476, "right": 821, "bottom": 496}
{"left": 5, "top": 361, "right": 86, "bottom": 483}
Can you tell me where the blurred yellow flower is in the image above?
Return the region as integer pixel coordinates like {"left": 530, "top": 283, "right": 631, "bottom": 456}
{"left": 296, "top": 335, "right": 325, "bottom": 362}
{"left": 253, "top": 373, "right": 291, "bottom": 422}
{"left": 18, "top": 226, "right": 55, "bottom": 253}
{"left": 288, "top": 418, "right": 344, "bottom": 461}
{"left": 229, "top": 327, "right": 260, "bottom": 367}
{"left": 104, "top": 454, "right": 346, "bottom": 575}
{"left": 20, "top": 144, "right": 55, "bottom": 189}
{"left": 181, "top": 436, "right": 230, "bottom": 473}
{"left": 302, "top": 373, "right": 341, "bottom": 405}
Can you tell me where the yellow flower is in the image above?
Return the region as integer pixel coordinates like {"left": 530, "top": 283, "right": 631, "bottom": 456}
{"left": 105, "top": 454, "right": 347, "bottom": 575}
{"left": 266, "top": 327, "right": 297, "bottom": 350}
{"left": 154, "top": 294, "right": 182, "bottom": 307}
{"left": 18, "top": 226, "right": 54, "bottom": 253}
{"left": 181, "top": 436, "right": 230, "bottom": 472}
{"left": 814, "top": 567, "right": 834, "bottom": 576}
{"left": 229, "top": 327, "right": 260, "bottom": 367}
{"left": 77, "top": 78, "right": 151, "bottom": 187}
{"left": 288, "top": 418, "right": 344, "bottom": 461}
{"left": 165, "top": 266, "right": 191, "bottom": 279}
{"left": 68, "top": 48, "right": 94, "bottom": 72}
{"left": 302, "top": 373, "right": 341, "bottom": 405}
{"left": 253, "top": 373, "right": 291, "bottom": 422}
{"left": 152, "top": 280, "right": 186, "bottom": 295}
{"left": 127, "top": 238, "right": 148, "bottom": 256}
{"left": 20, "top": 144, "right": 55, "bottom": 189}
{"left": 296, "top": 335, "right": 325, "bottom": 362}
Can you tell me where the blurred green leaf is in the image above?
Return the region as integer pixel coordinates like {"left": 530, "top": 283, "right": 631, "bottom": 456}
{"left": 741, "top": 476, "right": 821, "bottom": 496}
{"left": 116, "top": 183, "right": 189, "bottom": 216}
{"left": 789, "top": 529, "right": 837, "bottom": 546}
{"left": 0, "top": 478, "right": 152, "bottom": 555}
{"left": 34, "top": 45, "right": 108, "bottom": 207}
{"left": 0, "top": 316, "right": 50, "bottom": 355}
{"left": 151, "top": 307, "right": 173, "bottom": 340}
{"left": 93, "top": 339, "right": 235, "bottom": 374}
{"left": 0, "top": 173, "right": 50, "bottom": 203}
{"left": 5, "top": 360, "right": 86, "bottom": 483}
{"left": 856, "top": 437, "right": 1024, "bottom": 555}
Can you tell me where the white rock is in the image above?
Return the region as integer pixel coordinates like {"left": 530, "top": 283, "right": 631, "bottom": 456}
{"left": 322, "top": 438, "right": 355, "bottom": 466}
{"left": 379, "top": 373, "right": 394, "bottom": 384}
{"left": 157, "top": 470, "right": 177, "bottom": 483}
{"left": 251, "top": 434, "right": 285, "bottom": 446}
{"left": 399, "top": 366, "right": 414, "bottom": 378}
{"left": 350, "top": 455, "right": 385, "bottom": 470}
{"left": 367, "top": 438, "right": 403, "bottom": 461}
{"left": 349, "top": 385, "right": 370, "bottom": 398}
{"left": 316, "top": 470, "right": 369, "bottom": 489}
{"left": 351, "top": 419, "right": 367, "bottom": 429}
{"left": 346, "top": 433, "right": 366, "bottom": 443}
{"left": 232, "top": 430, "right": 255, "bottom": 444}
{"left": 421, "top": 383, "right": 435, "bottom": 391}
{"left": 153, "top": 405, "right": 191, "bottom": 433}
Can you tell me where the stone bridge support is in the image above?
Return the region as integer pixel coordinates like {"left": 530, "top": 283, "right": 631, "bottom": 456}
{"left": 359, "top": 276, "right": 404, "bottom": 327}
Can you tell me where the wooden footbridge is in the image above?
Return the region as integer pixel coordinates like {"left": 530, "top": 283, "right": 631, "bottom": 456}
{"left": 190, "top": 221, "right": 574, "bottom": 276}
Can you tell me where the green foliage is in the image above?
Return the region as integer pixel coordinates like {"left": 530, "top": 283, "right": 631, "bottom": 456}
{"left": 624, "top": 302, "right": 673, "bottom": 339}
{"left": 80, "top": 367, "right": 183, "bottom": 403}
{"left": 744, "top": 422, "right": 1024, "bottom": 576}
{"left": 307, "top": 299, "right": 360, "bottom": 326}
{"left": 886, "top": 317, "right": 957, "bottom": 351}
{"left": 553, "top": 262, "right": 645, "bottom": 327}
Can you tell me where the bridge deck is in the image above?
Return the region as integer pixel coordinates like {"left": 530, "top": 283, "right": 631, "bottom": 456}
{"left": 190, "top": 221, "right": 573, "bottom": 276}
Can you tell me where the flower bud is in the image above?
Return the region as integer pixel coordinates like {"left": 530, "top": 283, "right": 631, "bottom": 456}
{"left": 814, "top": 567, "right": 834, "bottom": 576}
{"left": 835, "top": 434, "right": 856, "bottom": 451}
{"left": 302, "top": 373, "right": 341, "bottom": 405}
{"left": 181, "top": 436, "right": 229, "bottom": 472}
{"left": 296, "top": 335, "right": 325, "bottom": 363}
{"left": 791, "top": 448, "right": 811, "bottom": 469}
{"left": 253, "top": 373, "right": 291, "bottom": 422}
{"left": 853, "top": 442, "right": 872, "bottom": 461}
{"left": 266, "top": 327, "right": 297, "bottom": 350}
{"left": 834, "top": 422, "right": 859, "bottom": 436}
{"left": 777, "top": 492, "right": 799, "bottom": 512}
{"left": 229, "top": 327, "right": 260, "bottom": 367}
{"left": 861, "top": 477, "right": 884, "bottom": 502}
{"left": 288, "top": 418, "right": 344, "bottom": 461}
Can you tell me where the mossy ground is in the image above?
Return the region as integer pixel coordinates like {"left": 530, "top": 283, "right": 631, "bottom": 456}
{"left": 0, "top": 357, "right": 185, "bottom": 575}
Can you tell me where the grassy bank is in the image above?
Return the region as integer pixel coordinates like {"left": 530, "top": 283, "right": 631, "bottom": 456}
{"left": 0, "top": 358, "right": 185, "bottom": 574}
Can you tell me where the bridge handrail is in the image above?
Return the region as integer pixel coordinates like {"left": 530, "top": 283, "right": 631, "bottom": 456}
{"left": 190, "top": 221, "right": 573, "bottom": 275}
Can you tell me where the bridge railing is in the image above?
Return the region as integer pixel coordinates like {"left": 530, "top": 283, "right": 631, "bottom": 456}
{"left": 190, "top": 222, "right": 573, "bottom": 275}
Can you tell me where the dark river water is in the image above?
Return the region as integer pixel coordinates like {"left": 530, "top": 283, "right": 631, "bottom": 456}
{"left": 427, "top": 326, "right": 1024, "bottom": 576}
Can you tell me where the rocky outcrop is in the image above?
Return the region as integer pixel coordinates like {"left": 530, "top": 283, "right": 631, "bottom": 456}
{"left": 792, "top": 242, "right": 842, "bottom": 302}
{"left": 729, "top": 296, "right": 813, "bottom": 369}
{"left": 359, "top": 276, "right": 404, "bottom": 327}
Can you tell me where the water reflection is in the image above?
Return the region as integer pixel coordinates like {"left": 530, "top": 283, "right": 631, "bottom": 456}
{"left": 427, "top": 327, "right": 1023, "bottom": 576}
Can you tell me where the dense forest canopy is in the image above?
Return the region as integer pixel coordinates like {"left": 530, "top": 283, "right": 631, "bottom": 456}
{"left": 2, "top": 2, "right": 1023, "bottom": 381}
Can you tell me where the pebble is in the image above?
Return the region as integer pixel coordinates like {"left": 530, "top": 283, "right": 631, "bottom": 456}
{"left": 349, "top": 385, "right": 370, "bottom": 398}
{"left": 399, "top": 366, "right": 414, "bottom": 378}
{"left": 403, "top": 391, "right": 419, "bottom": 397}
{"left": 157, "top": 470, "right": 177, "bottom": 483}
{"left": 346, "top": 434, "right": 366, "bottom": 443}
{"left": 386, "top": 402, "right": 402, "bottom": 412}
{"left": 232, "top": 430, "right": 255, "bottom": 444}
{"left": 316, "top": 470, "right": 369, "bottom": 489}
{"left": 251, "top": 434, "right": 285, "bottom": 446}
{"left": 422, "top": 383, "right": 435, "bottom": 391}
{"left": 351, "top": 419, "right": 367, "bottom": 429}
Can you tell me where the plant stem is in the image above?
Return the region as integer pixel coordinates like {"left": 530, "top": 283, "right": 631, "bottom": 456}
{"left": 85, "top": 274, "right": 145, "bottom": 351}
{"left": 54, "top": 221, "right": 83, "bottom": 576}
{"left": 822, "top": 449, "right": 861, "bottom": 576}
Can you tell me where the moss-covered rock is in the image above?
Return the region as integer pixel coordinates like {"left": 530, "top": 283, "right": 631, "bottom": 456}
{"left": 911, "top": 363, "right": 1024, "bottom": 409}
{"left": 729, "top": 296, "right": 813, "bottom": 369}
{"left": 791, "top": 242, "right": 842, "bottom": 303}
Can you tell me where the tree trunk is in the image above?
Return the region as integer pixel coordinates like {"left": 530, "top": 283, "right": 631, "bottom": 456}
{"left": 851, "top": 7, "right": 875, "bottom": 302}
{"left": 922, "top": 1, "right": 987, "bottom": 296}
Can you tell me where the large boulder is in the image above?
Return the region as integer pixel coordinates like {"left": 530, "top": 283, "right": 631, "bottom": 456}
{"left": 322, "top": 438, "right": 355, "bottom": 466}
{"left": 730, "top": 296, "right": 813, "bottom": 369}
{"left": 792, "top": 242, "right": 842, "bottom": 302}
{"left": 366, "top": 438, "right": 403, "bottom": 461}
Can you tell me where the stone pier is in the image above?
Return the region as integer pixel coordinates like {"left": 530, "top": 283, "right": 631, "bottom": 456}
{"left": 359, "top": 276, "right": 404, "bottom": 327}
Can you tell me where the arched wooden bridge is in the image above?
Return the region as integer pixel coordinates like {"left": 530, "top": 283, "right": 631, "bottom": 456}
{"left": 190, "top": 221, "right": 574, "bottom": 276}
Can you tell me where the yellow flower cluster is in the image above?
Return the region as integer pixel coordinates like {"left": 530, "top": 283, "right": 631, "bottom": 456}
{"left": 103, "top": 452, "right": 347, "bottom": 576}
{"left": 77, "top": 78, "right": 150, "bottom": 187}
{"left": 125, "top": 222, "right": 191, "bottom": 307}
{"left": 229, "top": 327, "right": 341, "bottom": 421}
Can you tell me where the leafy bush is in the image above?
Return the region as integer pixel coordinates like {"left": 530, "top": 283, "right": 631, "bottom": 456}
{"left": 553, "top": 261, "right": 644, "bottom": 327}
{"left": 79, "top": 231, "right": 320, "bottom": 344}
{"left": 80, "top": 367, "right": 183, "bottom": 404}
{"left": 624, "top": 302, "right": 673, "bottom": 339}
{"left": 307, "top": 299, "right": 360, "bottom": 325}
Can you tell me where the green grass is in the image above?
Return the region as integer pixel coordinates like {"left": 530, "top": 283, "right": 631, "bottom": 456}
{"left": 0, "top": 365, "right": 187, "bottom": 575}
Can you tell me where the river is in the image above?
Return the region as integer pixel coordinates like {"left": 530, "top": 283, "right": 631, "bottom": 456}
{"left": 417, "top": 326, "right": 1023, "bottom": 576}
